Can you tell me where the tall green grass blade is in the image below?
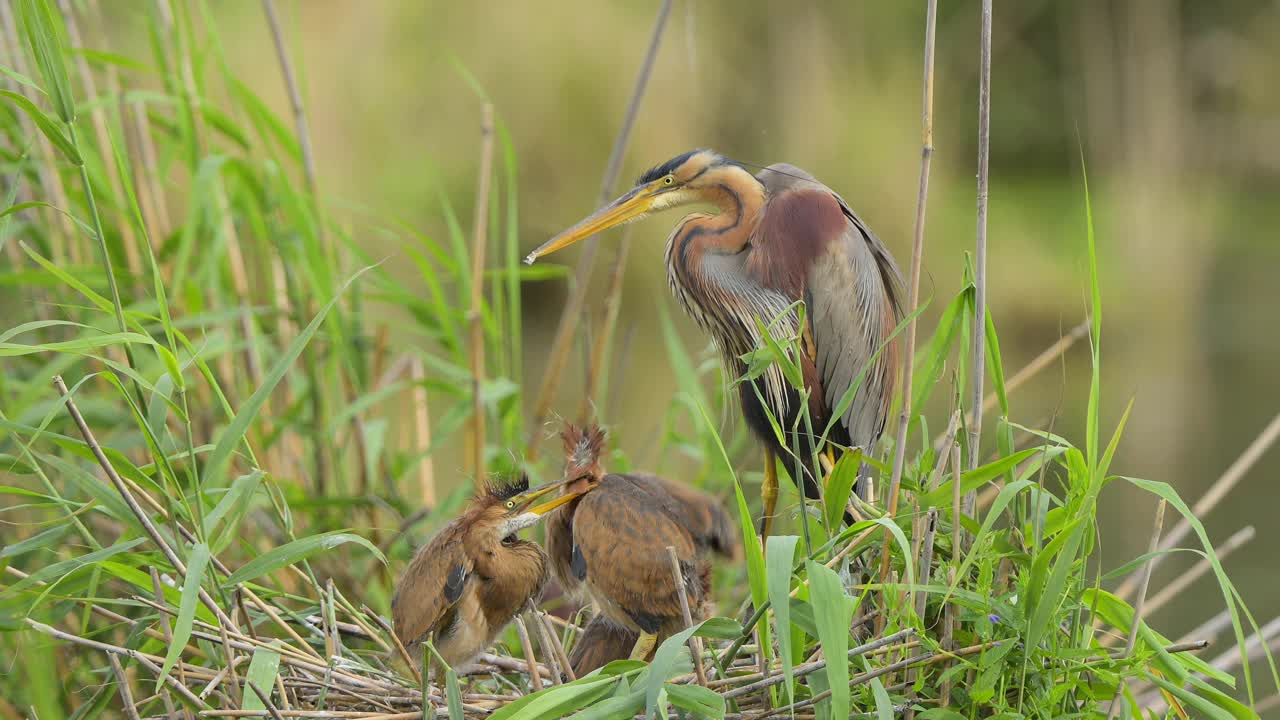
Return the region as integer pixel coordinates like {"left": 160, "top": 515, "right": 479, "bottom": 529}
{"left": 241, "top": 643, "right": 282, "bottom": 712}
{"left": 823, "top": 449, "right": 862, "bottom": 530}
{"left": 663, "top": 683, "right": 725, "bottom": 719}
{"left": 0, "top": 91, "right": 80, "bottom": 163}
{"left": 807, "top": 560, "right": 853, "bottom": 720}
{"left": 159, "top": 541, "right": 210, "bottom": 689}
{"left": 870, "top": 676, "right": 894, "bottom": 720}
{"left": 645, "top": 617, "right": 739, "bottom": 717}
{"left": 765, "top": 534, "right": 800, "bottom": 707}
{"left": 222, "top": 531, "right": 385, "bottom": 587}
{"left": 15, "top": 0, "right": 75, "bottom": 123}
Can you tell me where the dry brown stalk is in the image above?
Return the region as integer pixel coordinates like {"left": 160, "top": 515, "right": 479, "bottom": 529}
{"left": 881, "top": 0, "right": 940, "bottom": 584}
{"left": 513, "top": 616, "right": 543, "bottom": 692}
{"left": 967, "top": 0, "right": 993, "bottom": 476}
{"left": 723, "top": 629, "right": 915, "bottom": 700}
{"left": 467, "top": 103, "right": 496, "bottom": 484}
{"left": 666, "top": 546, "right": 708, "bottom": 687}
{"left": 1107, "top": 499, "right": 1166, "bottom": 718}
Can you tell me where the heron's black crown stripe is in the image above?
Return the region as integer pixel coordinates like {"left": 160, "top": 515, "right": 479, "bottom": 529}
{"left": 637, "top": 149, "right": 705, "bottom": 185}
{"left": 483, "top": 474, "right": 530, "bottom": 502}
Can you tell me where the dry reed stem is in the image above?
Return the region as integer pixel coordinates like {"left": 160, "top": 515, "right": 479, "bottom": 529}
{"left": 526, "top": 600, "right": 575, "bottom": 683}
{"left": 249, "top": 683, "right": 287, "bottom": 720}
{"left": 968, "top": 0, "right": 993, "bottom": 474}
{"left": 261, "top": 0, "right": 317, "bottom": 197}
{"left": 666, "top": 546, "right": 708, "bottom": 687}
{"left": 58, "top": 0, "right": 142, "bottom": 279}
{"left": 882, "top": 0, "right": 939, "bottom": 584}
{"left": 363, "top": 610, "right": 422, "bottom": 687}
{"left": 951, "top": 442, "right": 963, "bottom": 553}
{"left": 526, "top": 0, "right": 672, "bottom": 457}
{"left": 1107, "top": 499, "right": 1166, "bottom": 718}
{"left": 1116, "top": 409, "right": 1280, "bottom": 600}
{"left": 467, "top": 104, "right": 496, "bottom": 484}
{"left": 0, "top": 0, "right": 77, "bottom": 264}
{"left": 513, "top": 616, "right": 542, "bottom": 692}
{"left": 407, "top": 356, "right": 436, "bottom": 507}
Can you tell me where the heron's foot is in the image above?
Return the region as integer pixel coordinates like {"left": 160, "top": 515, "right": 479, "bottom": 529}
{"left": 629, "top": 632, "right": 658, "bottom": 662}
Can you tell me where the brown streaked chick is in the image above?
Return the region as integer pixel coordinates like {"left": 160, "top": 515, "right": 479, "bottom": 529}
{"left": 506, "top": 423, "right": 737, "bottom": 674}
{"left": 390, "top": 475, "right": 561, "bottom": 669}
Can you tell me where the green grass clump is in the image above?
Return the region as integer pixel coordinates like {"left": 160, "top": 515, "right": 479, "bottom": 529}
{"left": 0, "top": 1, "right": 1275, "bottom": 719}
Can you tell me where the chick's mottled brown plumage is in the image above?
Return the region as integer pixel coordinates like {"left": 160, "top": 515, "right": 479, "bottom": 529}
{"left": 549, "top": 424, "right": 736, "bottom": 673}
{"left": 391, "top": 477, "right": 548, "bottom": 668}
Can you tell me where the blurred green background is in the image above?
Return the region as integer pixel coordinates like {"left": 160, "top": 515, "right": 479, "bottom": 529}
{"left": 104, "top": 0, "right": 1280, "bottom": 648}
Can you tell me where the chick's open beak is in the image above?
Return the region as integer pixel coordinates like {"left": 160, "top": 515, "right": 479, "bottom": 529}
{"left": 524, "top": 182, "right": 661, "bottom": 265}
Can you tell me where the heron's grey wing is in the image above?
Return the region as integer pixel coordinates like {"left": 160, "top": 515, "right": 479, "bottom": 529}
{"left": 572, "top": 476, "right": 698, "bottom": 632}
{"left": 391, "top": 521, "right": 471, "bottom": 647}
{"left": 809, "top": 196, "right": 902, "bottom": 450}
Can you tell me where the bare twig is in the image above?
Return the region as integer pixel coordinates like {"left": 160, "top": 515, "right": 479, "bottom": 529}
{"left": 249, "top": 683, "right": 287, "bottom": 720}
{"left": 1107, "top": 499, "right": 1166, "bottom": 718}
{"left": 408, "top": 357, "right": 435, "bottom": 508}
{"left": 364, "top": 609, "right": 422, "bottom": 687}
{"left": 526, "top": 0, "right": 673, "bottom": 457}
{"left": 261, "top": 0, "right": 317, "bottom": 195}
{"left": 881, "top": 0, "right": 939, "bottom": 583}
{"left": 108, "top": 654, "right": 143, "bottom": 720}
{"left": 666, "top": 546, "right": 708, "bottom": 687}
{"left": 968, "top": 0, "right": 993, "bottom": 476}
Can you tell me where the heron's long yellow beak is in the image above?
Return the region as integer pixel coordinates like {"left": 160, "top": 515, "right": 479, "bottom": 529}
{"left": 524, "top": 183, "right": 660, "bottom": 264}
{"left": 507, "top": 478, "right": 588, "bottom": 516}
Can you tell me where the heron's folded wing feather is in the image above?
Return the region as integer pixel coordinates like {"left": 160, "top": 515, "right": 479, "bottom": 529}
{"left": 391, "top": 523, "right": 471, "bottom": 647}
{"left": 572, "top": 477, "right": 698, "bottom": 628}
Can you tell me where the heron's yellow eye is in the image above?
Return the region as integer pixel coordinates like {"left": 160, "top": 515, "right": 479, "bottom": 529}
{"left": 505, "top": 500, "right": 515, "bottom": 509}
{"left": 662, "top": 175, "right": 675, "bottom": 186}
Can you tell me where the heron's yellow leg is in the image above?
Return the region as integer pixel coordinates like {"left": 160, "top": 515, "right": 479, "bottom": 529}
{"left": 629, "top": 632, "right": 658, "bottom": 661}
{"left": 761, "top": 446, "right": 779, "bottom": 544}
{"left": 819, "top": 446, "right": 836, "bottom": 476}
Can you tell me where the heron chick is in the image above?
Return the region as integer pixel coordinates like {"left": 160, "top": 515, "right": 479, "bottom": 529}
{"left": 507, "top": 423, "right": 736, "bottom": 672}
{"left": 391, "top": 475, "right": 564, "bottom": 669}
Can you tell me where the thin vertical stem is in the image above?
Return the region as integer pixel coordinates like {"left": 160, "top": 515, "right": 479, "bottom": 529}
{"left": 526, "top": 0, "right": 673, "bottom": 457}
{"left": 968, "top": 0, "right": 994, "bottom": 472}
{"left": 468, "top": 104, "right": 496, "bottom": 485}
{"left": 1106, "top": 499, "right": 1166, "bottom": 719}
{"left": 261, "top": 0, "right": 317, "bottom": 196}
{"left": 666, "top": 546, "right": 708, "bottom": 687}
{"left": 409, "top": 356, "right": 435, "bottom": 508}
{"left": 881, "top": 0, "right": 939, "bottom": 581}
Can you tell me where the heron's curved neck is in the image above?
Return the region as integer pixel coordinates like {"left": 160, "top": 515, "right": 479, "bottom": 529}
{"left": 675, "top": 169, "right": 765, "bottom": 256}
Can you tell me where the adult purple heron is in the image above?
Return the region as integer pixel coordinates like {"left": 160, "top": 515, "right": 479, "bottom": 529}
{"left": 508, "top": 424, "right": 736, "bottom": 671}
{"left": 525, "top": 150, "right": 903, "bottom": 539}
{"left": 391, "top": 475, "right": 565, "bottom": 668}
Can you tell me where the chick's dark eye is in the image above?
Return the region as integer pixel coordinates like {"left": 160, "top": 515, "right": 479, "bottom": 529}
{"left": 501, "top": 534, "right": 518, "bottom": 546}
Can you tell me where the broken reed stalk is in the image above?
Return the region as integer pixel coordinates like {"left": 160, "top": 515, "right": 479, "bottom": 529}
{"left": 526, "top": 0, "right": 672, "bottom": 457}
{"left": 527, "top": 600, "right": 575, "bottom": 683}
{"left": 1107, "top": 499, "right": 1166, "bottom": 719}
{"left": 666, "top": 546, "right": 708, "bottom": 687}
{"left": 722, "top": 629, "right": 915, "bottom": 700}
{"left": 407, "top": 356, "right": 436, "bottom": 508}
{"left": 512, "top": 616, "right": 543, "bottom": 692}
{"left": 53, "top": 376, "right": 236, "bottom": 629}
{"left": 466, "top": 103, "right": 496, "bottom": 484}
{"left": 1116, "top": 409, "right": 1280, "bottom": 601}
{"left": 968, "top": 0, "right": 993, "bottom": 477}
{"left": 881, "top": 0, "right": 939, "bottom": 583}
